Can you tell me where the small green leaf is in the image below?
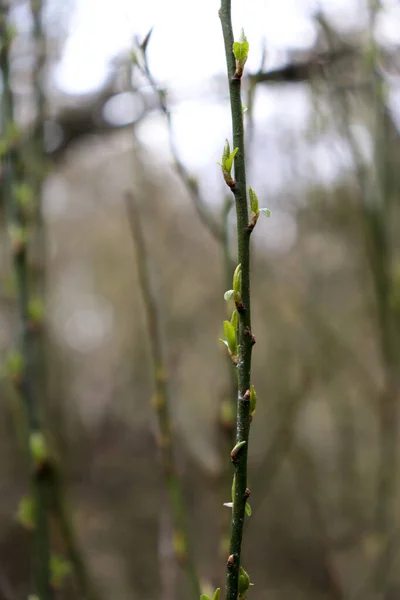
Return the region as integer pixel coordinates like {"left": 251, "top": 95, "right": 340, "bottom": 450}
{"left": 250, "top": 385, "right": 257, "bottom": 417}
{"left": 242, "top": 105, "right": 248, "bottom": 114}
{"left": 222, "top": 139, "right": 230, "bottom": 167}
{"left": 14, "top": 183, "right": 34, "bottom": 214}
{"left": 231, "top": 440, "right": 247, "bottom": 459}
{"left": 219, "top": 339, "right": 229, "bottom": 349}
{"left": 224, "top": 289, "right": 234, "bottom": 302}
{"left": 223, "top": 502, "right": 233, "bottom": 508}
{"left": 5, "top": 350, "right": 24, "bottom": 384}
{"left": 212, "top": 589, "right": 221, "bottom": 600}
{"left": 249, "top": 187, "right": 259, "bottom": 216}
{"left": 50, "top": 554, "right": 71, "bottom": 589}
{"left": 223, "top": 320, "right": 237, "bottom": 355}
{"left": 245, "top": 502, "right": 252, "bottom": 517}
{"left": 260, "top": 208, "right": 271, "bottom": 218}
{"left": 173, "top": 530, "right": 187, "bottom": 559}
{"left": 28, "top": 297, "right": 44, "bottom": 325}
{"left": 225, "top": 147, "right": 239, "bottom": 173}
{"left": 233, "top": 29, "right": 249, "bottom": 63}
{"left": 200, "top": 595, "right": 211, "bottom": 600}
{"left": 29, "top": 432, "right": 48, "bottom": 465}
{"left": 17, "top": 496, "right": 35, "bottom": 530}
{"left": 230, "top": 309, "right": 238, "bottom": 332}
{"left": 8, "top": 224, "right": 27, "bottom": 254}
{"left": 233, "top": 264, "right": 242, "bottom": 296}
{"left": 231, "top": 473, "right": 236, "bottom": 504}
{"left": 238, "top": 566, "right": 251, "bottom": 597}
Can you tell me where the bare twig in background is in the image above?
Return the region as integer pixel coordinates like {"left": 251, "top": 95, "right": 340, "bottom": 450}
{"left": 133, "top": 35, "right": 223, "bottom": 243}
{"left": 125, "top": 191, "right": 200, "bottom": 600}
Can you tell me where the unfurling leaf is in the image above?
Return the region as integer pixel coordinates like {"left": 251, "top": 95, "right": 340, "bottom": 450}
{"left": 249, "top": 385, "right": 257, "bottom": 417}
{"left": 230, "top": 440, "right": 246, "bottom": 460}
{"left": 233, "top": 29, "right": 249, "bottom": 63}
{"left": 219, "top": 140, "right": 238, "bottom": 186}
{"left": 233, "top": 29, "right": 249, "bottom": 78}
{"left": 223, "top": 320, "right": 237, "bottom": 355}
{"left": 200, "top": 595, "right": 211, "bottom": 600}
{"left": 223, "top": 502, "right": 234, "bottom": 509}
{"left": 17, "top": 496, "right": 35, "bottom": 530}
{"left": 212, "top": 589, "right": 221, "bottom": 600}
{"left": 50, "top": 554, "right": 71, "bottom": 589}
{"left": 245, "top": 502, "right": 252, "bottom": 516}
{"left": 5, "top": 349, "right": 24, "bottom": 386}
{"left": 230, "top": 309, "right": 238, "bottom": 332}
{"left": 224, "top": 289, "right": 234, "bottom": 302}
{"left": 260, "top": 207, "right": 271, "bottom": 218}
{"left": 29, "top": 432, "right": 48, "bottom": 466}
{"left": 249, "top": 187, "right": 259, "bottom": 216}
{"left": 222, "top": 139, "right": 230, "bottom": 167}
{"left": 238, "top": 566, "right": 251, "bottom": 598}
{"left": 233, "top": 263, "right": 241, "bottom": 295}
{"left": 28, "top": 297, "right": 44, "bottom": 328}
{"left": 224, "top": 147, "right": 238, "bottom": 173}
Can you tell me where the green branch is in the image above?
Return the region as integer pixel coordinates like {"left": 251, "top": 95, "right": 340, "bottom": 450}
{"left": 125, "top": 192, "right": 200, "bottom": 600}
{"left": 0, "top": 7, "right": 52, "bottom": 598}
{"left": 219, "top": 5, "right": 255, "bottom": 600}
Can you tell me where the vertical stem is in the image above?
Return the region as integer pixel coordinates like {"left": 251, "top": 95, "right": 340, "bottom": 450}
{"left": 125, "top": 193, "right": 200, "bottom": 600}
{"left": 219, "top": 3, "right": 254, "bottom": 599}
{"left": 0, "top": 8, "right": 52, "bottom": 599}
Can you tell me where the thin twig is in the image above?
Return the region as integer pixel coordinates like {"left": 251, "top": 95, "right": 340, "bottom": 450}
{"left": 135, "top": 45, "right": 223, "bottom": 243}
{"left": 125, "top": 191, "right": 201, "bottom": 600}
{"left": 219, "top": 4, "right": 255, "bottom": 599}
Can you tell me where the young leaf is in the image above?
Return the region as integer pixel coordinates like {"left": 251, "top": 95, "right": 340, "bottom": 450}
{"left": 248, "top": 187, "right": 259, "bottom": 216}
{"left": 200, "top": 595, "right": 211, "bottom": 600}
{"left": 223, "top": 502, "right": 234, "bottom": 508}
{"left": 249, "top": 385, "right": 257, "bottom": 417}
{"left": 230, "top": 440, "right": 246, "bottom": 459}
{"left": 50, "top": 554, "right": 71, "bottom": 589}
{"left": 260, "top": 208, "right": 271, "bottom": 218}
{"left": 233, "top": 29, "right": 249, "bottom": 63}
{"left": 233, "top": 264, "right": 242, "bottom": 297}
{"left": 212, "top": 589, "right": 221, "bottom": 600}
{"left": 224, "top": 289, "right": 234, "bottom": 302}
{"left": 245, "top": 502, "right": 252, "bottom": 517}
{"left": 238, "top": 566, "right": 251, "bottom": 597}
{"left": 230, "top": 309, "right": 238, "bottom": 332}
{"left": 28, "top": 297, "right": 44, "bottom": 327}
{"left": 221, "top": 139, "right": 230, "bottom": 167}
{"left": 225, "top": 147, "right": 239, "bottom": 173}
{"left": 29, "top": 432, "right": 48, "bottom": 465}
{"left": 17, "top": 496, "right": 35, "bottom": 530}
{"left": 223, "top": 320, "right": 237, "bottom": 355}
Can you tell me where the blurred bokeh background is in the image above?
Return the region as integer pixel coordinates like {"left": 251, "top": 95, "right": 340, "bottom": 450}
{"left": 1, "top": 0, "right": 400, "bottom": 598}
